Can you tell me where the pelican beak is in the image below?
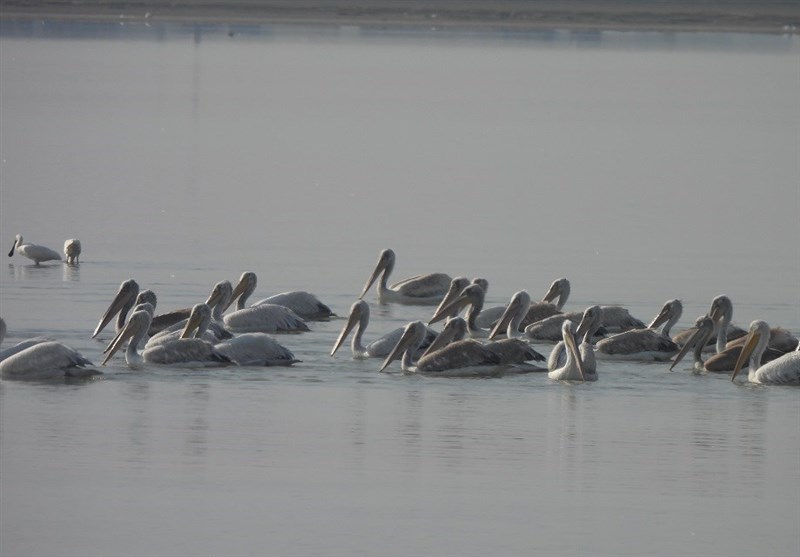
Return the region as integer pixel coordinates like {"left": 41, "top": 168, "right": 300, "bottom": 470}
{"left": 92, "top": 280, "right": 137, "bottom": 338}
{"left": 429, "top": 292, "right": 470, "bottom": 325}
{"left": 564, "top": 325, "right": 586, "bottom": 382}
{"left": 224, "top": 276, "right": 249, "bottom": 312}
{"left": 357, "top": 256, "right": 388, "bottom": 300}
{"left": 7, "top": 238, "right": 17, "bottom": 257}
{"left": 669, "top": 321, "right": 709, "bottom": 371}
{"left": 330, "top": 305, "right": 362, "bottom": 356}
{"left": 731, "top": 330, "right": 761, "bottom": 382}
{"left": 541, "top": 280, "right": 560, "bottom": 303}
{"left": 574, "top": 311, "right": 593, "bottom": 342}
{"left": 205, "top": 284, "right": 224, "bottom": 310}
{"left": 101, "top": 320, "right": 137, "bottom": 365}
{"left": 379, "top": 323, "right": 417, "bottom": 372}
{"left": 180, "top": 309, "right": 204, "bottom": 339}
{"left": 647, "top": 303, "right": 672, "bottom": 330}
{"left": 488, "top": 296, "right": 523, "bottom": 340}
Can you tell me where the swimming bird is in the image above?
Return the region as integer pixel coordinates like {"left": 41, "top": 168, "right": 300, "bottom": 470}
{"left": 0, "top": 318, "right": 100, "bottom": 380}
{"left": 731, "top": 320, "right": 800, "bottom": 385}
{"left": 594, "top": 299, "right": 682, "bottom": 361}
{"left": 358, "top": 248, "right": 452, "bottom": 305}
{"left": 330, "top": 299, "right": 437, "bottom": 359}
{"left": 669, "top": 315, "right": 716, "bottom": 372}
{"left": 548, "top": 320, "right": 589, "bottom": 382}
{"left": 525, "top": 303, "right": 641, "bottom": 342}
{"left": 228, "top": 271, "right": 334, "bottom": 321}
{"left": 101, "top": 305, "right": 231, "bottom": 369}
{"left": 178, "top": 304, "right": 298, "bottom": 367}
{"left": 428, "top": 283, "right": 496, "bottom": 337}
{"left": 474, "top": 277, "right": 570, "bottom": 330}
{"left": 547, "top": 305, "right": 602, "bottom": 376}
{"left": 379, "top": 320, "right": 504, "bottom": 376}
{"left": 63, "top": 239, "right": 81, "bottom": 264}
{"left": 7, "top": 234, "right": 61, "bottom": 264}
{"left": 488, "top": 290, "right": 532, "bottom": 340}
{"left": 210, "top": 280, "right": 309, "bottom": 334}
{"left": 672, "top": 295, "right": 745, "bottom": 351}
{"left": 429, "top": 277, "right": 471, "bottom": 321}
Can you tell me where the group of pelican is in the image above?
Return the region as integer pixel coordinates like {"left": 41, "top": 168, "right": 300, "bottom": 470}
{"left": 2, "top": 246, "right": 798, "bottom": 385}
{"left": 7, "top": 234, "right": 81, "bottom": 265}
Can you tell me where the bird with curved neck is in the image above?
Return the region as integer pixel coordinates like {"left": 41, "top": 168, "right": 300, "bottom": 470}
{"left": 358, "top": 248, "right": 452, "bottom": 305}
{"left": 731, "top": 320, "right": 800, "bottom": 385}
{"left": 227, "top": 271, "right": 334, "bottom": 321}
{"left": 547, "top": 319, "right": 589, "bottom": 382}
{"left": 7, "top": 234, "right": 61, "bottom": 265}
{"left": 595, "top": 299, "right": 682, "bottom": 361}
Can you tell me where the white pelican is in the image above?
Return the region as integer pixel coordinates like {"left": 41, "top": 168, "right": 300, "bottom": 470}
{"left": 547, "top": 320, "right": 589, "bottom": 382}
{"left": 228, "top": 271, "right": 334, "bottom": 321}
{"left": 488, "top": 290, "right": 532, "bottom": 339}
{"left": 731, "top": 320, "right": 800, "bottom": 385}
{"left": 101, "top": 305, "right": 231, "bottom": 369}
{"left": 92, "top": 280, "right": 192, "bottom": 339}
{"left": 63, "top": 239, "right": 81, "bottom": 264}
{"left": 379, "top": 321, "right": 505, "bottom": 376}
{"left": 595, "top": 299, "right": 682, "bottom": 361}
{"left": 474, "top": 277, "right": 570, "bottom": 330}
{"left": 428, "top": 283, "right": 495, "bottom": 337}
{"left": 0, "top": 318, "right": 100, "bottom": 380}
{"left": 669, "top": 315, "right": 715, "bottom": 372}
{"left": 547, "top": 305, "right": 602, "bottom": 376}
{"left": 7, "top": 234, "right": 61, "bottom": 264}
{"left": 330, "top": 299, "right": 437, "bottom": 359}
{"left": 429, "top": 277, "right": 471, "bottom": 321}
{"left": 525, "top": 303, "right": 642, "bottom": 342}
{"left": 178, "top": 304, "right": 298, "bottom": 367}
{"left": 358, "top": 248, "right": 452, "bottom": 305}
{"left": 672, "top": 295, "right": 745, "bottom": 352}
{"left": 209, "top": 280, "right": 309, "bottom": 334}
{"left": 145, "top": 303, "right": 222, "bottom": 348}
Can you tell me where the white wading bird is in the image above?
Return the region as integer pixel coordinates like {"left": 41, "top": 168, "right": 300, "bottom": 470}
{"left": 63, "top": 239, "right": 81, "bottom": 264}
{"left": 7, "top": 234, "right": 61, "bottom": 264}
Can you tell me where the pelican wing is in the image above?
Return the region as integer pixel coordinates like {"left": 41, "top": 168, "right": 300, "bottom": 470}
{"left": 256, "top": 291, "right": 334, "bottom": 320}
{"left": 215, "top": 333, "right": 298, "bottom": 367}
{"left": 224, "top": 304, "right": 310, "bottom": 334}
{"left": 390, "top": 273, "right": 452, "bottom": 298}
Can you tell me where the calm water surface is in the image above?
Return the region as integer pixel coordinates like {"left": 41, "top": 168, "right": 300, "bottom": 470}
{"left": 0, "top": 22, "right": 798, "bottom": 556}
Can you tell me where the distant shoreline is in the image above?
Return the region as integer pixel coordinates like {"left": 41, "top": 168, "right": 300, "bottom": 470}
{"left": 1, "top": 1, "right": 799, "bottom": 34}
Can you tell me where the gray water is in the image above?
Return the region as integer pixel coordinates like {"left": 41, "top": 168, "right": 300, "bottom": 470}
{"left": 1, "top": 22, "right": 798, "bottom": 556}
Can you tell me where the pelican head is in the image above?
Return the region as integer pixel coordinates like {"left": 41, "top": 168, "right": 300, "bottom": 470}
{"left": 574, "top": 305, "right": 603, "bottom": 343}
{"left": 488, "top": 290, "right": 531, "bottom": 340}
{"left": 180, "top": 304, "right": 213, "bottom": 339}
{"left": 358, "top": 248, "right": 396, "bottom": 300}
{"left": 428, "top": 283, "right": 483, "bottom": 325}
{"left": 101, "top": 306, "right": 153, "bottom": 366}
{"left": 92, "top": 279, "right": 140, "bottom": 338}
{"left": 542, "top": 277, "right": 571, "bottom": 309}
{"left": 669, "top": 315, "right": 714, "bottom": 371}
{"left": 471, "top": 277, "right": 489, "bottom": 295}
{"left": 379, "top": 320, "right": 425, "bottom": 372}
{"left": 560, "top": 319, "right": 586, "bottom": 382}
{"left": 731, "top": 320, "right": 771, "bottom": 382}
{"left": 430, "top": 277, "right": 471, "bottom": 322}
{"left": 330, "top": 300, "right": 369, "bottom": 357}
{"left": 206, "top": 280, "right": 233, "bottom": 318}
{"left": 227, "top": 271, "right": 257, "bottom": 311}
{"left": 647, "top": 299, "right": 683, "bottom": 336}
{"left": 708, "top": 295, "right": 733, "bottom": 325}
{"left": 421, "top": 316, "right": 468, "bottom": 358}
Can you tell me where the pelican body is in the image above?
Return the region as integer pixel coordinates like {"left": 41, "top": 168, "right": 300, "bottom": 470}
{"left": 63, "top": 239, "right": 81, "bottom": 264}
{"left": 8, "top": 234, "right": 61, "bottom": 264}
{"left": 229, "top": 271, "right": 334, "bottom": 321}
{"left": 547, "top": 320, "right": 589, "bottom": 382}
{"left": 548, "top": 306, "right": 601, "bottom": 378}
{"left": 595, "top": 299, "right": 682, "bottom": 361}
{"left": 525, "top": 305, "right": 640, "bottom": 342}
{"left": 359, "top": 248, "right": 452, "bottom": 305}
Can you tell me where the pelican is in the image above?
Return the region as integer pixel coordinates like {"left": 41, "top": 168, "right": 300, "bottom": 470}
{"left": 7, "top": 234, "right": 61, "bottom": 264}
{"left": 63, "top": 239, "right": 81, "bottom": 264}
{"left": 428, "top": 283, "right": 495, "bottom": 337}
{"left": 145, "top": 303, "right": 223, "bottom": 348}
{"left": 210, "top": 280, "right": 309, "bottom": 334}
{"left": 429, "top": 277, "right": 471, "bottom": 321}
{"left": 594, "top": 299, "right": 682, "bottom": 361}
{"left": 669, "top": 315, "right": 715, "bottom": 372}
{"left": 0, "top": 318, "right": 100, "bottom": 380}
{"left": 178, "top": 305, "right": 298, "bottom": 367}
{"left": 358, "top": 248, "right": 452, "bottom": 305}
{"left": 547, "top": 305, "right": 602, "bottom": 376}
{"left": 488, "top": 290, "right": 532, "bottom": 340}
{"left": 101, "top": 305, "right": 231, "bottom": 369}
{"left": 672, "top": 295, "right": 745, "bottom": 351}
{"left": 92, "top": 280, "right": 192, "bottom": 338}
{"left": 330, "top": 299, "right": 437, "bottom": 359}
{"left": 525, "top": 303, "right": 641, "bottom": 342}
{"left": 731, "top": 320, "right": 800, "bottom": 385}
{"left": 474, "top": 277, "right": 570, "bottom": 330}
{"left": 379, "top": 321, "right": 504, "bottom": 376}
{"left": 547, "top": 320, "right": 589, "bottom": 382}
{"left": 228, "top": 271, "right": 334, "bottom": 321}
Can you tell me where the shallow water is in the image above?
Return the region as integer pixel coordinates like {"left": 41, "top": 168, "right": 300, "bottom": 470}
{"left": 1, "top": 22, "right": 798, "bottom": 556}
